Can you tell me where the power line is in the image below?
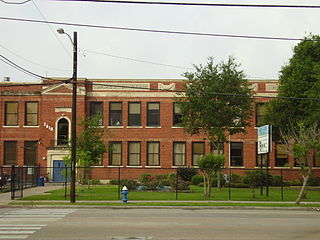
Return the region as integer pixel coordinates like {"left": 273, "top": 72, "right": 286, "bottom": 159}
{"left": 82, "top": 49, "right": 192, "bottom": 70}
{"left": 31, "top": 0, "right": 72, "bottom": 58}
{"left": 0, "top": 43, "right": 69, "bottom": 72}
{"left": 55, "top": 0, "right": 320, "bottom": 9}
{"left": 0, "top": 17, "right": 306, "bottom": 42}
{"left": 0, "top": 54, "right": 69, "bottom": 81}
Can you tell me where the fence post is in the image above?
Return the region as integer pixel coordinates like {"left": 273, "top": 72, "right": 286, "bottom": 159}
{"left": 175, "top": 168, "right": 178, "bottom": 200}
{"left": 64, "top": 165, "right": 68, "bottom": 200}
{"left": 117, "top": 167, "right": 121, "bottom": 200}
{"left": 10, "top": 165, "right": 15, "bottom": 200}
{"left": 281, "top": 169, "right": 284, "bottom": 201}
{"left": 228, "top": 167, "right": 231, "bottom": 200}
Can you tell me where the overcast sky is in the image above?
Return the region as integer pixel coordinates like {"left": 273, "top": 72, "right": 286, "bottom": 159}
{"left": 1, "top": 0, "right": 320, "bottom": 82}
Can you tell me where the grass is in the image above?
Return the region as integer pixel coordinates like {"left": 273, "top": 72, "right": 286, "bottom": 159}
{"left": 19, "top": 185, "right": 320, "bottom": 202}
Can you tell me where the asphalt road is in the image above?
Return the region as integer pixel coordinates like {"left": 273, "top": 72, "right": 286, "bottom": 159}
{"left": 0, "top": 208, "right": 319, "bottom": 240}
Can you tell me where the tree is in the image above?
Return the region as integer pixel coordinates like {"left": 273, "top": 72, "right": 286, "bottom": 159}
{"left": 243, "top": 170, "right": 263, "bottom": 199}
{"left": 64, "top": 114, "right": 108, "bottom": 186}
{"left": 282, "top": 122, "right": 320, "bottom": 204}
{"left": 264, "top": 35, "right": 320, "bottom": 204}
{"left": 198, "top": 153, "right": 225, "bottom": 197}
{"left": 178, "top": 57, "right": 253, "bottom": 151}
{"left": 265, "top": 35, "right": 320, "bottom": 137}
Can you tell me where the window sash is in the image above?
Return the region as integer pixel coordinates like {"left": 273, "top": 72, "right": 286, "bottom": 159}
{"left": 147, "top": 103, "right": 160, "bottom": 126}
{"left": 128, "top": 142, "right": 141, "bottom": 166}
{"left": 109, "top": 142, "right": 122, "bottom": 166}
{"left": 5, "top": 102, "right": 18, "bottom": 126}
{"left": 174, "top": 142, "right": 186, "bottom": 166}
{"left": 24, "top": 141, "right": 38, "bottom": 165}
{"left": 230, "top": 142, "right": 243, "bottom": 167}
{"left": 275, "top": 144, "right": 288, "bottom": 167}
{"left": 90, "top": 102, "right": 103, "bottom": 125}
{"left": 147, "top": 142, "right": 160, "bottom": 166}
{"left": 4, "top": 141, "right": 17, "bottom": 165}
{"left": 25, "top": 102, "right": 38, "bottom": 126}
{"left": 173, "top": 103, "right": 183, "bottom": 126}
{"left": 256, "top": 103, "right": 266, "bottom": 127}
{"left": 128, "top": 103, "right": 141, "bottom": 126}
{"left": 192, "top": 142, "right": 205, "bottom": 166}
{"left": 109, "top": 102, "right": 122, "bottom": 126}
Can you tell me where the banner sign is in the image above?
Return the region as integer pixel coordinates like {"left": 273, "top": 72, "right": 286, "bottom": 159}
{"left": 258, "top": 125, "right": 270, "bottom": 154}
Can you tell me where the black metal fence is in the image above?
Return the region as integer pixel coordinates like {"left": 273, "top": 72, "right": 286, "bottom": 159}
{"left": 2, "top": 165, "right": 320, "bottom": 201}
{"left": 0, "top": 166, "right": 40, "bottom": 199}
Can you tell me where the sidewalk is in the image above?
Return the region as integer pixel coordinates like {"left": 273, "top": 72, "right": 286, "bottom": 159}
{"left": 0, "top": 184, "right": 64, "bottom": 206}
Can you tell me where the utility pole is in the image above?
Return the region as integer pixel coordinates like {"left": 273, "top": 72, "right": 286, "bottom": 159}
{"left": 57, "top": 29, "right": 77, "bottom": 203}
{"left": 70, "top": 31, "right": 77, "bottom": 203}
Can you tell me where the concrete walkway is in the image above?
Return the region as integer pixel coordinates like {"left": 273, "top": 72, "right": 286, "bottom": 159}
{"left": 0, "top": 184, "right": 64, "bottom": 206}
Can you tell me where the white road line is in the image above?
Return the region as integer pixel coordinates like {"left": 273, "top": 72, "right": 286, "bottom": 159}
{"left": 0, "top": 231, "right": 35, "bottom": 234}
{"left": 0, "top": 225, "right": 47, "bottom": 227}
{"left": 0, "top": 236, "right": 28, "bottom": 239}
{"left": 0, "top": 218, "right": 60, "bottom": 222}
{"left": 3, "top": 215, "right": 65, "bottom": 218}
{"left": 0, "top": 227, "right": 41, "bottom": 230}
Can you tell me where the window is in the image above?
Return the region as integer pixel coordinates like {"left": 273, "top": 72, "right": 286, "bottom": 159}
{"left": 4, "top": 141, "right": 17, "bottom": 165}
{"left": 90, "top": 102, "right": 103, "bottom": 125}
{"left": 57, "top": 118, "right": 69, "bottom": 145}
{"left": 256, "top": 103, "right": 267, "bottom": 127}
{"left": 275, "top": 143, "right": 288, "bottom": 167}
{"left": 192, "top": 142, "right": 205, "bottom": 166}
{"left": 173, "top": 142, "right": 186, "bottom": 166}
{"left": 25, "top": 102, "right": 38, "bottom": 126}
{"left": 211, "top": 142, "right": 224, "bottom": 156}
{"left": 5, "top": 102, "right": 18, "bottom": 126}
{"left": 313, "top": 156, "right": 320, "bottom": 167}
{"left": 147, "top": 142, "right": 160, "bottom": 166}
{"left": 230, "top": 142, "right": 243, "bottom": 167}
{"left": 128, "top": 142, "right": 140, "bottom": 166}
{"left": 128, "top": 102, "right": 141, "bottom": 126}
{"left": 256, "top": 142, "right": 267, "bottom": 167}
{"left": 109, "top": 102, "right": 122, "bottom": 126}
{"left": 24, "top": 141, "right": 38, "bottom": 165}
{"left": 173, "top": 103, "right": 183, "bottom": 126}
{"left": 109, "top": 142, "right": 122, "bottom": 166}
{"left": 147, "top": 102, "right": 160, "bottom": 127}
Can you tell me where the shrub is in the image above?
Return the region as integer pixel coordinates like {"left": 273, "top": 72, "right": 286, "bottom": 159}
{"left": 177, "top": 167, "right": 198, "bottom": 182}
{"left": 139, "top": 174, "right": 158, "bottom": 190}
{"left": 272, "top": 175, "right": 283, "bottom": 186}
{"left": 212, "top": 174, "right": 226, "bottom": 187}
{"left": 109, "top": 179, "right": 139, "bottom": 190}
{"left": 191, "top": 174, "right": 204, "bottom": 185}
{"left": 229, "top": 173, "right": 242, "bottom": 184}
{"left": 171, "top": 179, "right": 191, "bottom": 191}
{"left": 167, "top": 172, "right": 177, "bottom": 184}
{"left": 307, "top": 175, "right": 320, "bottom": 186}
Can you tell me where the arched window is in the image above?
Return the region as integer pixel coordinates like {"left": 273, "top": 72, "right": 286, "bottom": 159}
{"left": 57, "top": 118, "right": 69, "bottom": 145}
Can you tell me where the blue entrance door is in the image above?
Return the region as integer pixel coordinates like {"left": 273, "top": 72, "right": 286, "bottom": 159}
{"left": 53, "top": 160, "right": 67, "bottom": 182}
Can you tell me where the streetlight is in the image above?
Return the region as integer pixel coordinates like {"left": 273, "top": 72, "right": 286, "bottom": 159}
{"left": 57, "top": 28, "right": 77, "bottom": 203}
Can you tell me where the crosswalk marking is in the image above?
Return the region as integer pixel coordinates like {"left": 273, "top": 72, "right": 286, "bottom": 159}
{"left": 0, "top": 209, "right": 76, "bottom": 239}
{"left": 0, "top": 236, "right": 29, "bottom": 239}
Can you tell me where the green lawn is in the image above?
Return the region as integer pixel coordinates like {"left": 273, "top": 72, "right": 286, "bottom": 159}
{"left": 20, "top": 185, "right": 320, "bottom": 202}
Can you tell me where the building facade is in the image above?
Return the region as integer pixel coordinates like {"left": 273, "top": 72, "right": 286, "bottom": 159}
{"left": 0, "top": 78, "right": 319, "bottom": 182}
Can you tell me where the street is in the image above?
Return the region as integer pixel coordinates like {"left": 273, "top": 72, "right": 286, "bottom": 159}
{"left": 0, "top": 208, "right": 319, "bottom": 240}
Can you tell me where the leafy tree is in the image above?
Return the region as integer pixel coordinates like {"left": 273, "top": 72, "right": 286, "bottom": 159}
{"left": 282, "top": 122, "right": 320, "bottom": 204}
{"left": 178, "top": 57, "right": 253, "bottom": 151}
{"left": 265, "top": 35, "right": 320, "bottom": 138}
{"left": 198, "top": 153, "right": 225, "bottom": 197}
{"left": 64, "top": 114, "right": 108, "bottom": 186}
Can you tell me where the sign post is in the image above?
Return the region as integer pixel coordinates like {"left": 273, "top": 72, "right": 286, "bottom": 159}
{"left": 258, "top": 125, "right": 271, "bottom": 197}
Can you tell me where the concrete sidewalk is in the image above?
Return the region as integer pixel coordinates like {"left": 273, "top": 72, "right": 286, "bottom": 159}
{"left": 0, "top": 184, "right": 64, "bottom": 206}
